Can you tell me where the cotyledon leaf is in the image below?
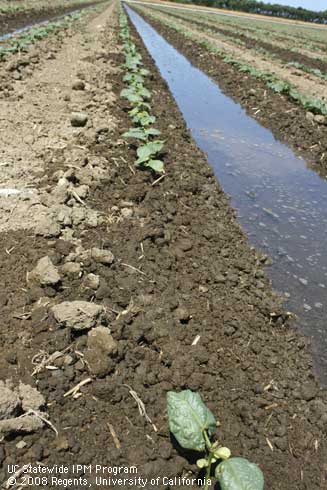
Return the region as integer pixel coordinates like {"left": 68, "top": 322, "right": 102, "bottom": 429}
{"left": 215, "top": 457, "right": 264, "bottom": 490}
{"left": 146, "top": 159, "right": 164, "bottom": 173}
{"left": 167, "top": 390, "right": 216, "bottom": 451}
{"left": 145, "top": 128, "right": 161, "bottom": 136}
{"left": 120, "top": 88, "right": 143, "bottom": 104}
{"left": 123, "top": 73, "right": 144, "bottom": 84}
{"left": 122, "top": 128, "right": 147, "bottom": 141}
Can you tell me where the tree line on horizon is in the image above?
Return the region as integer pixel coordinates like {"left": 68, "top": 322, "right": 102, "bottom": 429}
{"left": 171, "top": 0, "right": 327, "bottom": 23}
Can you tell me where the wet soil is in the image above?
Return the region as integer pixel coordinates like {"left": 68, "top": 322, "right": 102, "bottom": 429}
{"left": 0, "top": 0, "right": 104, "bottom": 37}
{"left": 0, "top": 3, "right": 327, "bottom": 490}
{"left": 135, "top": 7, "right": 327, "bottom": 180}
{"left": 150, "top": 7, "right": 327, "bottom": 74}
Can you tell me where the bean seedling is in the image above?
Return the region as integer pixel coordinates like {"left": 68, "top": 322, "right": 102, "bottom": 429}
{"left": 167, "top": 390, "right": 264, "bottom": 490}
{"left": 119, "top": 7, "right": 165, "bottom": 173}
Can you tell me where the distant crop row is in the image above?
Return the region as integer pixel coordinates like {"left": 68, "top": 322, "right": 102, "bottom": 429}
{"left": 150, "top": 6, "right": 327, "bottom": 61}
{"left": 190, "top": 10, "right": 327, "bottom": 53}
{"left": 0, "top": 9, "right": 93, "bottom": 59}
{"left": 0, "top": 0, "right": 103, "bottom": 15}
{"left": 138, "top": 6, "right": 327, "bottom": 118}
{"left": 163, "top": 4, "right": 327, "bottom": 45}
{"left": 0, "top": 4, "right": 23, "bottom": 15}
{"left": 149, "top": 7, "right": 327, "bottom": 78}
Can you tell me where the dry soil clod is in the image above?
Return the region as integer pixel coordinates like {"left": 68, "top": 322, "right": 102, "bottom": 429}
{"left": 70, "top": 112, "right": 89, "bottom": 127}
{"left": 51, "top": 301, "right": 105, "bottom": 331}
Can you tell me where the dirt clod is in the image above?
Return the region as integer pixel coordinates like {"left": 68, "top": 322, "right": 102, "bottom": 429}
{"left": 51, "top": 300, "right": 104, "bottom": 330}
{"left": 18, "top": 382, "right": 45, "bottom": 412}
{"left": 85, "top": 326, "right": 118, "bottom": 377}
{"left": 72, "top": 79, "right": 86, "bottom": 90}
{"left": 0, "top": 415, "right": 44, "bottom": 436}
{"left": 0, "top": 381, "right": 20, "bottom": 420}
{"left": 70, "top": 112, "right": 88, "bottom": 127}
{"left": 61, "top": 262, "right": 82, "bottom": 276}
{"left": 175, "top": 306, "right": 191, "bottom": 323}
{"left": 90, "top": 247, "right": 115, "bottom": 265}
{"left": 83, "top": 273, "right": 100, "bottom": 290}
{"left": 0, "top": 381, "right": 46, "bottom": 436}
{"left": 301, "top": 381, "right": 318, "bottom": 401}
{"left": 27, "top": 256, "right": 61, "bottom": 286}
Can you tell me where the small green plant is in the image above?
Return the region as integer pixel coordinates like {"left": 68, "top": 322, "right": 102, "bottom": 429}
{"left": 167, "top": 390, "right": 264, "bottom": 490}
{"left": 119, "top": 6, "right": 165, "bottom": 174}
{"left": 267, "top": 79, "right": 291, "bottom": 94}
{"left": 135, "top": 140, "right": 165, "bottom": 172}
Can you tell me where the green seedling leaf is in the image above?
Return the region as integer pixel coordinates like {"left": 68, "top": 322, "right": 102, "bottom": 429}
{"left": 123, "top": 128, "right": 147, "bottom": 141}
{"left": 167, "top": 390, "right": 216, "bottom": 451}
{"left": 136, "top": 141, "right": 164, "bottom": 164}
{"left": 129, "top": 107, "right": 140, "bottom": 117}
{"left": 120, "top": 88, "right": 133, "bottom": 98}
{"left": 142, "top": 115, "right": 156, "bottom": 126}
{"left": 128, "top": 107, "right": 140, "bottom": 117}
{"left": 132, "top": 112, "right": 156, "bottom": 126}
{"left": 128, "top": 102, "right": 151, "bottom": 116}
{"left": 267, "top": 80, "right": 290, "bottom": 94}
{"left": 126, "top": 52, "right": 142, "bottom": 64}
{"left": 139, "top": 102, "right": 152, "bottom": 111}
{"left": 215, "top": 457, "right": 264, "bottom": 490}
{"left": 145, "top": 128, "right": 161, "bottom": 136}
{"left": 136, "top": 86, "right": 151, "bottom": 99}
{"left": 123, "top": 73, "right": 144, "bottom": 84}
{"left": 124, "top": 41, "right": 137, "bottom": 52}
{"left": 146, "top": 159, "right": 164, "bottom": 173}
{"left": 123, "top": 128, "right": 161, "bottom": 141}
{"left": 288, "top": 61, "right": 302, "bottom": 69}
{"left": 140, "top": 68, "right": 150, "bottom": 76}
{"left": 120, "top": 88, "right": 143, "bottom": 104}
{"left": 124, "top": 57, "right": 142, "bottom": 71}
{"left": 121, "top": 86, "right": 151, "bottom": 103}
{"left": 126, "top": 93, "right": 143, "bottom": 104}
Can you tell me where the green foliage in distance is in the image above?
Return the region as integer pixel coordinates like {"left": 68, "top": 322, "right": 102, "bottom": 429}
{"left": 140, "top": 7, "right": 327, "bottom": 119}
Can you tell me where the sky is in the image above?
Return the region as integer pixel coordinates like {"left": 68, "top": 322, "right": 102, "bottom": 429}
{"left": 262, "top": 0, "right": 327, "bottom": 10}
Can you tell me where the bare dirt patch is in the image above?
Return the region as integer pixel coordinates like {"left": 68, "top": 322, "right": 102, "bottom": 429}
{"left": 0, "top": 1, "right": 116, "bottom": 234}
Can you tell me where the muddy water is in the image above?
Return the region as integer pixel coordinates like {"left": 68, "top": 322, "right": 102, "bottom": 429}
{"left": 125, "top": 5, "right": 327, "bottom": 382}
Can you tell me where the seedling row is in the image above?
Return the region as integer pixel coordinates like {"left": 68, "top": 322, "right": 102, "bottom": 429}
{"left": 147, "top": 6, "right": 327, "bottom": 80}
{"left": 119, "top": 6, "right": 165, "bottom": 173}
{"left": 137, "top": 5, "right": 327, "bottom": 119}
